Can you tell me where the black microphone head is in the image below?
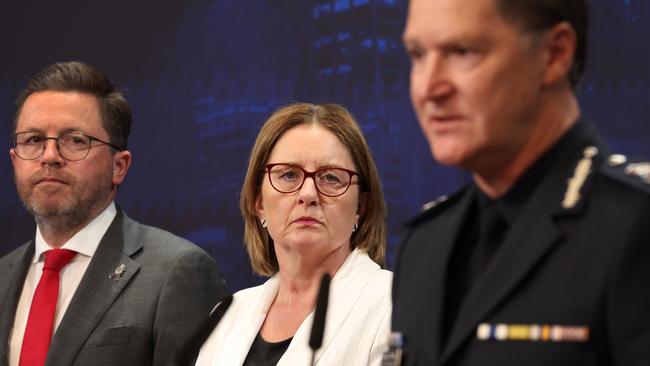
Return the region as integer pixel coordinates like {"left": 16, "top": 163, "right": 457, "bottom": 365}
{"left": 309, "top": 273, "right": 331, "bottom": 351}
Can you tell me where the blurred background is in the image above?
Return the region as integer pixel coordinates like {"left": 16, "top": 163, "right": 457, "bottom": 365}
{"left": 1, "top": 0, "right": 648, "bottom": 292}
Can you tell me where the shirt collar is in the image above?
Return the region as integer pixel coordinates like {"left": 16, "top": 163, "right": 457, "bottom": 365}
{"left": 33, "top": 202, "right": 117, "bottom": 264}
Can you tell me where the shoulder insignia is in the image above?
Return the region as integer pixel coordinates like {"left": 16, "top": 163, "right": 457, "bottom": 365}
{"left": 598, "top": 153, "right": 650, "bottom": 191}
{"left": 406, "top": 189, "right": 467, "bottom": 227}
{"left": 607, "top": 154, "right": 628, "bottom": 167}
{"left": 624, "top": 162, "right": 650, "bottom": 184}
{"left": 421, "top": 195, "right": 448, "bottom": 212}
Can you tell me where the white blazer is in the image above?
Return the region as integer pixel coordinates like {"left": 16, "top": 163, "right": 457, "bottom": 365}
{"left": 196, "top": 249, "right": 392, "bottom": 366}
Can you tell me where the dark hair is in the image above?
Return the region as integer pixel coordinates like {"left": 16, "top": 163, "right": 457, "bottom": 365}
{"left": 14, "top": 61, "right": 131, "bottom": 150}
{"left": 494, "top": 0, "right": 588, "bottom": 87}
{"left": 240, "top": 103, "right": 387, "bottom": 276}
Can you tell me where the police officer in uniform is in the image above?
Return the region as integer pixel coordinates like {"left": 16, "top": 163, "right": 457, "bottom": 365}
{"left": 391, "top": 0, "right": 650, "bottom": 365}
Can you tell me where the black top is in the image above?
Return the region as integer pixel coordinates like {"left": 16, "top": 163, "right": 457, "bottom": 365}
{"left": 441, "top": 121, "right": 589, "bottom": 345}
{"left": 242, "top": 332, "right": 293, "bottom": 366}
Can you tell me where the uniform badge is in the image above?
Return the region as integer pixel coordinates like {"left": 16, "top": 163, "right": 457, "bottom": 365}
{"left": 477, "top": 323, "right": 589, "bottom": 343}
{"left": 562, "top": 146, "right": 598, "bottom": 209}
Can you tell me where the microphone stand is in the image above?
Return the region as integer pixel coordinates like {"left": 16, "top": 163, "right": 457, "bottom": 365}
{"left": 308, "top": 273, "right": 331, "bottom": 366}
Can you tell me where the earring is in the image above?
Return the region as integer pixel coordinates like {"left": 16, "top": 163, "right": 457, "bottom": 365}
{"left": 352, "top": 223, "right": 358, "bottom": 232}
{"left": 261, "top": 219, "right": 267, "bottom": 228}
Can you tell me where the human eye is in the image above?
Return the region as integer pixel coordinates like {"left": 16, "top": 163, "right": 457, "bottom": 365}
{"left": 22, "top": 133, "right": 43, "bottom": 145}
{"left": 274, "top": 166, "right": 301, "bottom": 181}
{"left": 405, "top": 45, "right": 425, "bottom": 64}
{"left": 446, "top": 45, "right": 483, "bottom": 68}
{"left": 318, "top": 169, "right": 345, "bottom": 186}
{"left": 60, "top": 134, "right": 89, "bottom": 149}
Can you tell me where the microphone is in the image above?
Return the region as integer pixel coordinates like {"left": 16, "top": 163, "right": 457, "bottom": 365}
{"left": 309, "top": 273, "right": 331, "bottom": 366}
{"left": 174, "top": 294, "right": 233, "bottom": 366}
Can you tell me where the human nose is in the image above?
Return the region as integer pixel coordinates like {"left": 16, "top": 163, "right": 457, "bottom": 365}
{"left": 40, "top": 137, "right": 64, "bottom": 165}
{"left": 412, "top": 54, "right": 454, "bottom": 102}
{"left": 297, "top": 175, "right": 319, "bottom": 206}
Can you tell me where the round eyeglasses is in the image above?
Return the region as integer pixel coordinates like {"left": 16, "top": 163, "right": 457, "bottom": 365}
{"left": 12, "top": 132, "right": 122, "bottom": 161}
{"left": 265, "top": 163, "right": 359, "bottom": 197}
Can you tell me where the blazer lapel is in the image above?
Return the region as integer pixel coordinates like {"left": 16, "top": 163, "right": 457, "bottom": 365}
{"left": 279, "top": 252, "right": 381, "bottom": 366}
{"left": 0, "top": 243, "right": 33, "bottom": 365}
{"left": 45, "top": 210, "right": 142, "bottom": 366}
{"left": 230, "top": 277, "right": 279, "bottom": 365}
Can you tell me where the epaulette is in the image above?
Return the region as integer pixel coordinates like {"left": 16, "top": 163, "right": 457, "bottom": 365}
{"left": 598, "top": 153, "right": 650, "bottom": 192}
{"left": 405, "top": 188, "right": 467, "bottom": 227}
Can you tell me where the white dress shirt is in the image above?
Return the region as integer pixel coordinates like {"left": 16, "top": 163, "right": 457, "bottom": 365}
{"left": 9, "top": 202, "right": 117, "bottom": 366}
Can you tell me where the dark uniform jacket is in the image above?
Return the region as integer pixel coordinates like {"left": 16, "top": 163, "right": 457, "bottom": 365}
{"left": 392, "top": 122, "right": 650, "bottom": 366}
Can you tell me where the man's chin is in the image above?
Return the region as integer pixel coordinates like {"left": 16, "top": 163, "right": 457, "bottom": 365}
{"left": 23, "top": 200, "right": 77, "bottom": 221}
{"left": 431, "top": 146, "right": 468, "bottom": 167}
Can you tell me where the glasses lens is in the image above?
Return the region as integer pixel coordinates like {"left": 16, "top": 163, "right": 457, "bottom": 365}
{"left": 14, "top": 132, "right": 45, "bottom": 159}
{"left": 316, "top": 168, "right": 351, "bottom": 196}
{"left": 269, "top": 164, "right": 304, "bottom": 193}
{"left": 58, "top": 134, "right": 91, "bottom": 160}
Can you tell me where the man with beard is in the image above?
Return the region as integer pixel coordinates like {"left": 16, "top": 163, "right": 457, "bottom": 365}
{"left": 0, "top": 61, "right": 227, "bottom": 366}
{"left": 391, "top": 0, "right": 650, "bottom": 365}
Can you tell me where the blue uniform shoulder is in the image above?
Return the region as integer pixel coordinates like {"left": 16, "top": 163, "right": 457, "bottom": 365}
{"left": 406, "top": 188, "right": 468, "bottom": 227}
{"left": 597, "top": 154, "right": 650, "bottom": 194}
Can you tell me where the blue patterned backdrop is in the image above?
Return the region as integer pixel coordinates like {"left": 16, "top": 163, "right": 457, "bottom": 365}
{"left": 1, "top": 0, "right": 648, "bottom": 292}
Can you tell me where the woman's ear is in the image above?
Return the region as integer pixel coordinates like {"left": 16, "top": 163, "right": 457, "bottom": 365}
{"left": 357, "top": 192, "right": 368, "bottom": 217}
{"left": 255, "top": 192, "right": 264, "bottom": 222}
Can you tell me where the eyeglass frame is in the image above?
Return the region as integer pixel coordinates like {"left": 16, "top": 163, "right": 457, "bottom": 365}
{"left": 263, "top": 163, "right": 360, "bottom": 197}
{"left": 12, "top": 131, "right": 123, "bottom": 161}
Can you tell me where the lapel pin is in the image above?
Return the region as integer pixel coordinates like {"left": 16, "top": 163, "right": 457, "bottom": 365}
{"left": 562, "top": 146, "right": 598, "bottom": 209}
{"left": 109, "top": 264, "right": 127, "bottom": 281}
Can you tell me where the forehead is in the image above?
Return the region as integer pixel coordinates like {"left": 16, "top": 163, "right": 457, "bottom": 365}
{"left": 16, "top": 90, "right": 104, "bottom": 135}
{"left": 268, "top": 123, "right": 355, "bottom": 169}
{"left": 404, "top": 0, "right": 521, "bottom": 45}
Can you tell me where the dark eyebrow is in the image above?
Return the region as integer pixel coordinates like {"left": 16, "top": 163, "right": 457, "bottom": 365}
{"left": 15, "top": 127, "right": 85, "bottom": 136}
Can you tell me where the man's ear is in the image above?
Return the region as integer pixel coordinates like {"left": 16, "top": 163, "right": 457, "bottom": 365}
{"left": 541, "top": 21, "right": 578, "bottom": 86}
{"left": 112, "top": 150, "right": 132, "bottom": 186}
{"left": 9, "top": 148, "right": 16, "bottom": 167}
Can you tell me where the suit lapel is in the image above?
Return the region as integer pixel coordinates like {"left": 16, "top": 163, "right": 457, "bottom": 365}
{"left": 0, "top": 243, "right": 33, "bottom": 365}
{"left": 46, "top": 210, "right": 142, "bottom": 366}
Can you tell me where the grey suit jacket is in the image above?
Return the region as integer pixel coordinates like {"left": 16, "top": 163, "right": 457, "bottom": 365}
{"left": 0, "top": 209, "right": 227, "bottom": 366}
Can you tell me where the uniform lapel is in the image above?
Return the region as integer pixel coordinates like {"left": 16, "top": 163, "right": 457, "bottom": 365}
{"left": 440, "top": 125, "right": 607, "bottom": 364}
{"left": 0, "top": 243, "right": 33, "bottom": 365}
{"left": 423, "top": 190, "right": 474, "bottom": 354}
{"left": 45, "top": 210, "right": 142, "bottom": 366}
{"left": 440, "top": 208, "right": 561, "bottom": 363}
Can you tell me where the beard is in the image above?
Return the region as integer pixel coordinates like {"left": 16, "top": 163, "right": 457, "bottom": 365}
{"left": 16, "top": 165, "right": 114, "bottom": 231}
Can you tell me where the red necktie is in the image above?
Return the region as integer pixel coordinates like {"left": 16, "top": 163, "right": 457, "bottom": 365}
{"left": 19, "top": 249, "right": 77, "bottom": 366}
